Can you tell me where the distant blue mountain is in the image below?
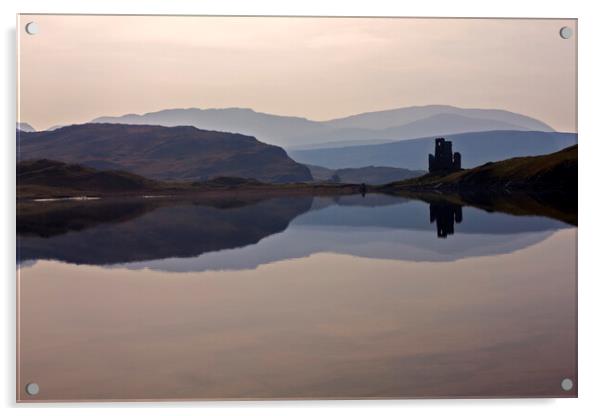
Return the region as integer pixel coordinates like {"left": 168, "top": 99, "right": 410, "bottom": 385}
{"left": 16, "top": 122, "right": 35, "bottom": 132}
{"left": 92, "top": 105, "right": 555, "bottom": 149}
{"left": 93, "top": 108, "right": 328, "bottom": 148}
{"left": 322, "top": 105, "right": 553, "bottom": 131}
{"left": 289, "top": 130, "right": 577, "bottom": 170}
{"left": 290, "top": 113, "right": 539, "bottom": 150}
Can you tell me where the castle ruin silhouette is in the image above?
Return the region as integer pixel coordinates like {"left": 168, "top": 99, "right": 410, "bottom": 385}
{"left": 428, "top": 138, "right": 461, "bottom": 173}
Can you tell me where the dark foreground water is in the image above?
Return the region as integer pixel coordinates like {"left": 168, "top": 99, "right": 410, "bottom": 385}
{"left": 17, "top": 193, "right": 577, "bottom": 400}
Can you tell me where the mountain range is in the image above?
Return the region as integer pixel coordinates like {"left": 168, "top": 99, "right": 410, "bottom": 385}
{"left": 290, "top": 130, "right": 577, "bottom": 170}
{"left": 91, "top": 105, "right": 555, "bottom": 149}
{"left": 17, "top": 105, "right": 574, "bottom": 185}
{"left": 18, "top": 123, "right": 312, "bottom": 183}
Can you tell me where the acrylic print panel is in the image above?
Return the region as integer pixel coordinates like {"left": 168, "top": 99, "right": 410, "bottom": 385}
{"left": 16, "top": 15, "right": 577, "bottom": 401}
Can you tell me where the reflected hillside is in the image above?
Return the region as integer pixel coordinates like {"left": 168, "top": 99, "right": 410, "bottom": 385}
{"left": 18, "top": 193, "right": 574, "bottom": 270}
{"left": 18, "top": 196, "right": 312, "bottom": 265}
{"left": 18, "top": 199, "right": 160, "bottom": 238}
{"left": 297, "top": 194, "right": 570, "bottom": 234}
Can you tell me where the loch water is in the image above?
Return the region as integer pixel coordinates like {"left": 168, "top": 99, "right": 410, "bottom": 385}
{"left": 17, "top": 193, "right": 577, "bottom": 400}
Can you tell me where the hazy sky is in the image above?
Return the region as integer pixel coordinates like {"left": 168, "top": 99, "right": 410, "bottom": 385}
{"left": 18, "top": 15, "right": 576, "bottom": 132}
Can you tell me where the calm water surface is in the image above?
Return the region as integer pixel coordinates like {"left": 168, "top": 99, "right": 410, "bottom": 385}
{"left": 17, "top": 194, "right": 577, "bottom": 400}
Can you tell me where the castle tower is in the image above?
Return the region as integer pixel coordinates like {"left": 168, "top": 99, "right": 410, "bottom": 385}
{"left": 428, "top": 138, "right": 462, "bottom": 173}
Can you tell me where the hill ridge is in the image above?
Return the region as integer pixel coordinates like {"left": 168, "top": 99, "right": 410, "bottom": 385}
{"left": 18, "top": 123, "right": 312, "bottom": 183}
{"left": 381, "top": 144, "right": 577, "bottom": 192}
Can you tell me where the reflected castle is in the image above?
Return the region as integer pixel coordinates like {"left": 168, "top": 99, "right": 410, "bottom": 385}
{"left": 430, "top": 202, "right": 463, "bottom": 238}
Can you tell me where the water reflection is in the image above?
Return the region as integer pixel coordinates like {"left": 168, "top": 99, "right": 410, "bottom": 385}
{"left": 17, "top": 193, "right": 573, "bottom": 271}
{"left": 17, "top": 196, "right": 312, "bottom": 265}
{"left": 430, "top": 202, "right": 463, "bottom": 238}
{"left": 17, "top": 192, "right": 577, "bottom": 400}
{"left": 18, "top": 230, "right": 578, "bottom": 400}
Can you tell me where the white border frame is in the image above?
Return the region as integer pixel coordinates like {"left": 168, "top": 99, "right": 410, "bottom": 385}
{"left": 3, "top": 1, "right": 600, "bottom": 414}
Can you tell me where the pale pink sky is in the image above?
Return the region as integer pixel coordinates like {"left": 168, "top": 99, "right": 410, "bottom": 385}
{"left": 18, "top": 15, "right": 576, "bottom": 131}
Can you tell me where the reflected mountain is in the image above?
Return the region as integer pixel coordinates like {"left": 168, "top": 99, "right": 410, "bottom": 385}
{"left": 18, "top": 196, "right": 312, "bottom": 265}
{"left": 17, "top": 193, "right": 574, "bottom": 271}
